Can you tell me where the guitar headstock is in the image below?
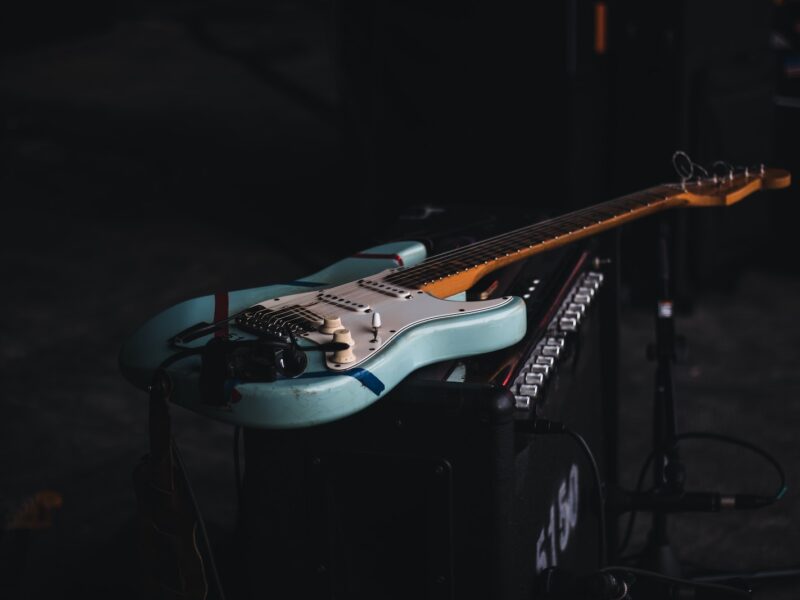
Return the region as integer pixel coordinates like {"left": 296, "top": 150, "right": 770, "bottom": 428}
{"left": 680, "top": 167, "right": 791, "bottom": 207}
{"left": 671, "top": 152, "right": 791, "bottom": 207}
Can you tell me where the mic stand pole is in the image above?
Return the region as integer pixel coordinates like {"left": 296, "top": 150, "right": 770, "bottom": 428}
{"left": 639, "top": 214, "right": 684, "bottom": 576}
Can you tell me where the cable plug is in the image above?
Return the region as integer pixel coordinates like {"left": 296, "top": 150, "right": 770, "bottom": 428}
{"left": 727, "top": 494, "right": 775, "bottom": 510}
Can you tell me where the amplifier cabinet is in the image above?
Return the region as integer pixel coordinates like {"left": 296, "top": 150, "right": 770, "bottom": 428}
{"left": 241, "top": 258, "right": 613, "bottom": 600}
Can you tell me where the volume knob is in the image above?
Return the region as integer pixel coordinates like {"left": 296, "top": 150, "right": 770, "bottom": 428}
{"left": 320, "top": 316, "right": 343, "bottom": 334}
{"left": 332, "top": 328, "right": 356, "bottom": 364}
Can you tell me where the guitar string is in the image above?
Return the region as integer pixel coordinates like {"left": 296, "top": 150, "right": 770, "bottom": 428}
{"left": 292, "top": 189, "right": 674, "bottom": 320}
{"left": 234, "top": 180, "right": 715, "bottom": 336}
{"left": 304, "top": 188, "right": 674, "bottom": 312}
{"left": 400, "top": 193, "right": 659, "bottom": 274}
{"left": 233, "top": 175, "right": 753, "bottom": 337}
{"left": 357, "top": 172, "right": 754, "bottom": 292}
{"left": 280, "top": 189, "right": 671, "bottom": 318}
{"left": 422, "top": 178, "right": 695, "bottom": 273}
{"left": 235, "top": 187, "right": 677, "bottom": 333}
{"left": 221, "top": 195, "right": 658, "bottom": 337}
{"left": 257, "top": 171, "right": 761, "bottom": 323}
{"left": 387, "top": 191, "right": 670, "bottom": 285}
{"left": 387, "top": 189, "right": 674, "bottom": 287}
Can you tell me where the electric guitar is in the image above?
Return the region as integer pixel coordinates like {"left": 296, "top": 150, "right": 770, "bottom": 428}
{"left": 120, "top": 165, "right": 790, "bottom": 428}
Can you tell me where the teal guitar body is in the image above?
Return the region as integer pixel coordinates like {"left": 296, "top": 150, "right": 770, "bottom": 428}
{"left": 120, "top": 241, "right": 527, "bottom": 429}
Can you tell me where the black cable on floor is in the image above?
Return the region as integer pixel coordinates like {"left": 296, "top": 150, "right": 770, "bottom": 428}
{"left": 616, "top": 430, "right": 787, "bottom": 557}
{"left": 603, "top": 565, "right": 751, "bottom": 599}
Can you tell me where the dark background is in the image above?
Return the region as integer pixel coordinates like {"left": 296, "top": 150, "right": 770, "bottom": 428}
{"left": 2, "top": 0, "right": 800, "bottom": 598}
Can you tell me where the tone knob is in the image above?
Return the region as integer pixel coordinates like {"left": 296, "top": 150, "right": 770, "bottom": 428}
{"left": 332, "top": 328, "right": 356, "bottom": 364}
{"left": 320, "top": 316, "right": 343, "bottom": 334}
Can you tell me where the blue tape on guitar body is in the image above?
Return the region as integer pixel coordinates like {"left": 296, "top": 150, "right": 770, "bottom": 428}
{"left": 299, "top": 368, "right": 385, "bottom": 396}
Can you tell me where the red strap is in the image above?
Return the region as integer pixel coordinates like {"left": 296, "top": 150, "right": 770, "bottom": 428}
{"left": 353, "top": 252, "right": 404, "bottom": 266}
{"left": 213, "top": 292, "right": 229, "bottom": 337}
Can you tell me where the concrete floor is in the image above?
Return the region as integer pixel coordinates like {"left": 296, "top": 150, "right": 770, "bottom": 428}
{"left": 1, "top": 9, "right": 799, "bottom": 600}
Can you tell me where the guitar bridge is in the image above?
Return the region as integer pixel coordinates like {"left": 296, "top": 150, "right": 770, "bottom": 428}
{"left": 235, "top": 305, "right": 323, "bottom": 337}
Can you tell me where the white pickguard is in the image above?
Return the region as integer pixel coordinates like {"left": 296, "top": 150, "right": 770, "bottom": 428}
{"left": 248, "top": 267, "right": 513, "bottom": 371}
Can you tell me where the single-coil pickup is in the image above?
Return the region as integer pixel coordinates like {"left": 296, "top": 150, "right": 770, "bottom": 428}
{"left": 357, "top": 279, "right": 413, "bottom": 299}
{"left": 317, "top": 293, "right": 371, "bottom": 312}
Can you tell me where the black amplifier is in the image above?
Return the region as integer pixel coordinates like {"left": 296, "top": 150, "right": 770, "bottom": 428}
{"left": 241, "top": 239, "right": 619, "bottom": 600}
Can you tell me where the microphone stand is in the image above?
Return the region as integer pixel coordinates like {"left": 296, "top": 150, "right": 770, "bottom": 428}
{"left": 642, "top": 217, "right": 800, "bottom": 594}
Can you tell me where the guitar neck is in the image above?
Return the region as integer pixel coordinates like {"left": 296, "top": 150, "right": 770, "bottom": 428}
{"left": 386, "top": 185, "right": 686, "bottom": 298}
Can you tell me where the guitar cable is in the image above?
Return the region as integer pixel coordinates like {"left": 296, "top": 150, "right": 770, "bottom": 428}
{"left": 172, "top": 440, "right": 228, "bottom": 600}
{"left": 144, "top": 352, "right": 229, "bottom": 600}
